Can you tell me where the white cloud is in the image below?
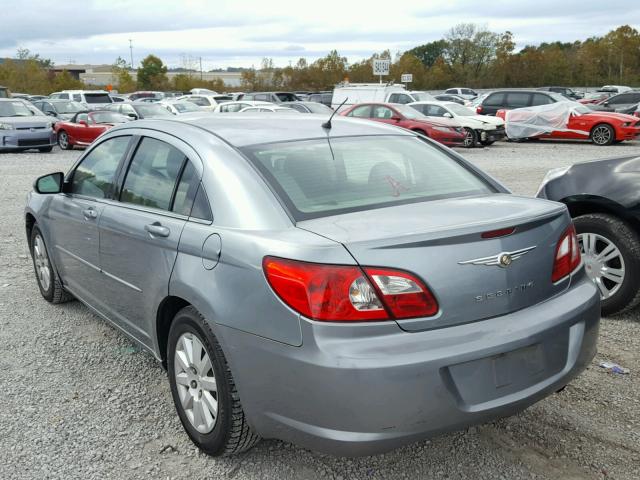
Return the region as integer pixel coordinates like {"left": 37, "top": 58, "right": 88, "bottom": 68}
{"left": 1, "top": 0, "right": 638, "bottom": 68}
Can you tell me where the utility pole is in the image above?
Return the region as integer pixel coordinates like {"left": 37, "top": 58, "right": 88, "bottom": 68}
{"left": 200, "top": 57, "right": 203, "bottom": 80}
{"left": 129, "top": 39, "right": 134, "bottom": 69}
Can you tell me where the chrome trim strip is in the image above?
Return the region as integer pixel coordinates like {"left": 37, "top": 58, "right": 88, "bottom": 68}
{"left": 458, "top": 246, "right": 537, "bottom": 267}
{"left": 56, "top": 245, "right": 142, "bottom": 292}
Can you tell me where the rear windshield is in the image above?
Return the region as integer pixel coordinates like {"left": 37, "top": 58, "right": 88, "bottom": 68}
{"left": 135, "top": 104, "right": 173, "bottom": 117}
{"left": 242, "top": 135, "right": 493, "bottom": 220}
{"left": 84, "top": 93, "right": 113, "bottom": 104}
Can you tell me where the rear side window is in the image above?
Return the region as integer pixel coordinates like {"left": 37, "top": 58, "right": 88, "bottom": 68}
{"left": 71, "top": 136, "right": 131, "bottom": 198}
{"left": 190, "top": 185, "right": 213, "bottom": 221}
{"left": 172, "top": 161, "right": 199, "bottom": 216}
{"left": 531, "top": 93, "right": 554, "bottom": 106}
{"left": 347, "top": 105, "right": 372, "bottom": 118}
{"left": 120, "top": 138, "right": 186, "bottom": 211}
{"left": 242, "top": 136, "right": 493, "bottom": 221}
{"left": 445, "top": 89, "right": 456, "bottom": 94}
{"left": 506, "top": 92, "right": 531, "bottom": 108}
{"left": 483, "top": 93, "right": 505, "bottom": 106}
{"left": 255, "top": 94, "right": 270, "bottom": 101}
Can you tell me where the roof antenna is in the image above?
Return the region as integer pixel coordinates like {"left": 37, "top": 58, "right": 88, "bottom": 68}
{"left": 322, "top": 98, "right": 348, "bottom": 129}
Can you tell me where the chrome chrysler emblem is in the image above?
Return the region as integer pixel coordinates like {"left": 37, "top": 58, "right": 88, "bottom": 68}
{"left": 458, "top": 246, "right": 536, "bottom": 268}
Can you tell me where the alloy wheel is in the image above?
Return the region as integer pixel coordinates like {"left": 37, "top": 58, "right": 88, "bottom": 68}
{"left": 578, "top": 232, "right": 625, "bottom": 299}
{"left": 591, "top": 126, "right": 611, "bottom": 145}
{"left": 58, "top": 132, "right": 68, "bottom": 149}
{"left": 174, "top": 332, "right": 218, "bottom": 434}
{"left": 463, "top": 128, "right": 475, "bottom": 147}
{"left": 33, "top": 234, "right": 51, "bottom": 292}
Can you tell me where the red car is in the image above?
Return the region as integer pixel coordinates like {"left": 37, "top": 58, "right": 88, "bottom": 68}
{"left": 497, "top": 104, "right": 640, "bottom": 146}
{"left": 55, "top": 111, "right": 130, "bottom": 150}
{"left": 340, "top": 103, "right": 465, "bottom": 147}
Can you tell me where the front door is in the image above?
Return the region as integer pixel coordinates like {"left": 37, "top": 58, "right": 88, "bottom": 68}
{"left": 48, "top": 135, "right": 132, "bottom": 305}
{"left": 98, "top": 136, "right": 197, "bottom": 345}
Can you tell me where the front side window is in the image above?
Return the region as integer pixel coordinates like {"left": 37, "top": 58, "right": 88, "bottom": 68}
{"left": 71, "top": 136, "right": 131, "bottom": 198}
{"left": 120, "top": 137, "right": 186, "bottom": 211}
{"left": 242, "top": 136, "right": 493, "bottom": 220}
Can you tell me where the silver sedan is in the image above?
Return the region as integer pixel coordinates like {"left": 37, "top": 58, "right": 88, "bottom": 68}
{"left": 25, "top": 113, "right": 600, "bottom": 456}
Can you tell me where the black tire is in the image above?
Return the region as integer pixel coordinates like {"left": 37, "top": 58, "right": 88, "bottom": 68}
{"left": 480, "top": 139, "right": 495, "bottom": 146}
{"left": 38, "top": 146, "right": 53, "bottom": 153}
{"left": 574, "top": 214, "right": 640, "bottom": 316}
{"left": 167, "top": 306, "right": 260, "bottom": 456}
{"left": 463, "top": 128, "right": 477, "bottom": 148}
{"left": 30, "top": 225, "right": 74, "bottom": 304}
{"left": 57, "top": 130, "right": 72, "bottom": 150}
{"left": 590, "top": 123, "right": 615, "bottom": 146}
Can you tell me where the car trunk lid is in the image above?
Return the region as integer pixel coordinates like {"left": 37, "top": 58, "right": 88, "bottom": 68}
{"left": 297, "top": 194, "right": 572, "bottom": 331}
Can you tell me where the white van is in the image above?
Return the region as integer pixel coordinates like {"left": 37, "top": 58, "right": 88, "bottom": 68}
{"left": 331, "top": 83, "right": 434, "bottom": 110}
{"left": 49, "top": 90, "right": 113, "bottom": 109}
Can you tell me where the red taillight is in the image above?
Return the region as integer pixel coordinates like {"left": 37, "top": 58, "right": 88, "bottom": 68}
{"left": 552, "top": 225, "right": 581, "bottom": 282}
{"left": 364, "top": 267, "right": 439, "bottom": 318}
{"left": 263, "top": 257, "right": 438, "bottom": 322}
{"left": 476, "top": 105, "right": 483, "bottom": 114}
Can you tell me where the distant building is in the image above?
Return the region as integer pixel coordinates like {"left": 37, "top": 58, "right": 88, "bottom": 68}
{"left": 50, "top": 63, "right": 243, "bottom": 87}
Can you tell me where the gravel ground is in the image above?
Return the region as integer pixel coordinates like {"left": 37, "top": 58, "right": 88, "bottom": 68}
{"left": 1, "top": 140, "right": 639, "bottom": 480}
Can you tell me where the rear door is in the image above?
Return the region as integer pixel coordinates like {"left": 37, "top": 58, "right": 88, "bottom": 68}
{"left": 48, "top": 135, "right": 132, "bottom": 305}
{"left": 97, "top": 134, "right": 195, "bottom": 345}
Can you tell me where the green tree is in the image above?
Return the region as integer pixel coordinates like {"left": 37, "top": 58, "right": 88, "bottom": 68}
{"left": 407, "top": 40, "right": 448, "bottom": 68}
{"left": 137, "top": 54, "right": 169, "bottom": 90}
{"left": 112, "top": 56, "right": 136, "bottom": 92}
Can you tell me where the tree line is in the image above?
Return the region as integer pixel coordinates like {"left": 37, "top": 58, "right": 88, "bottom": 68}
{"left": 244, "top": 24, "right": 640, "bottom": 91}
{"left": 1, "top": 24, "right": 638, "bottom": 95}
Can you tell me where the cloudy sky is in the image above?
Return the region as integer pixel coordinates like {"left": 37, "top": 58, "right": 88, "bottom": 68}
{"left": 2, "top": 0, "right": 639, "bottom": 69}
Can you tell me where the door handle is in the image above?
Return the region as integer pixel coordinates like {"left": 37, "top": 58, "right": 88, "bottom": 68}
{"left": 82, "top": 208, "right": 98, "bottom": 219}
{"left": 145, "top": 222, "right": 170, "bottom": 238}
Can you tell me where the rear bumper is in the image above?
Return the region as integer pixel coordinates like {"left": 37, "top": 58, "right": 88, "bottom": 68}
{"left": 0, "top": 130, "right": 56, "bottom": 150}
{"left": 219, "top": 274, "right": 600, "bottom": 456}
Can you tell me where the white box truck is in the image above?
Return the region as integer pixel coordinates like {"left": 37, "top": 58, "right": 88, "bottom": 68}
{"left": 331, "top": 83, "right": 434, "bottom": 111}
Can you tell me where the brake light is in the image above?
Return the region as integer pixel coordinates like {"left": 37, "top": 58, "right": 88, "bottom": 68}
{"left": 552, "top": 225, "right": 581, "bottom": 282}
{"left": 263, "top": 257, "right": 438, "bottom": 321}
{"left": 476, "top": 105, "right": 483, "bottom": 114}
{"left": 481, "top": 227, "right": 516, "bottom": 239}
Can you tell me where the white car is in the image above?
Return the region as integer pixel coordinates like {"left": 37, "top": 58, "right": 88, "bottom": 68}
{"left": 158, "top": 100, "right": 203, "bottom": 115}
{"left": 409, "top": 101, "right": 506, "bottom": 147}
{"left": 213, "top": 101, "right": 273, "bottom": 113}
{"left": 177, "top": 94, "right": 233, "bottom": 111}
{"left": 444, "top": 87, "right": 478, "bottom": 100}
{"left": 238, "top": 105, "right": 299, "bottom": 113}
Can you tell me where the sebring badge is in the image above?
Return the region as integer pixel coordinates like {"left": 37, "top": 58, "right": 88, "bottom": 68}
{"left": 458, "top": 246, "right": 536, "bottom": 268}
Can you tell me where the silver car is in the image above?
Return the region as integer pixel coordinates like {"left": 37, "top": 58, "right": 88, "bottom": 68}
{"left": 25, "top": 114, "right": 600, "bottom": 457}
{"left": 0, "top": 98, "right": 56, "bottom": 152}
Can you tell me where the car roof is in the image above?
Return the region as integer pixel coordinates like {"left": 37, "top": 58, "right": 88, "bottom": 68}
{"left": 120, "top": 114, "right": 414, "bottom": 148}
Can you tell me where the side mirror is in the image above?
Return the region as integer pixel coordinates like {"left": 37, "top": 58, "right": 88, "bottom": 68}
{"left": 391, "top": 115, "right": 402, "bottom": 122}
{"left": 45, "top": 111, "right": 57, "bottom": 117}
{"left": 78, "top": 120, "right": 88, "bottom": 126}
{"left": 603, "top": 102, "right": 609, "bottom": 107}
{"left": 34, "top": 172, "right": 64, "bottom": 194}
{"left": 443, "top": 112, "right": 453, "bottom": 118}
{"left": 127, "top": 113, "right": 138, "bottom": 119}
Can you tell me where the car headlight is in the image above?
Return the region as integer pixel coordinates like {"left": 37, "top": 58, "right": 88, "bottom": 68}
{"left": 434, "top": 126, "right": 454, "bottom": 133}
{"left": 535, "top": 166, "right": 571, "bottom": 197}
{"left": 622, "top": 122, "right": 631, "bottom": 127}
{"left": 0, "top": 123, "right": 14, "bottom": 130}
